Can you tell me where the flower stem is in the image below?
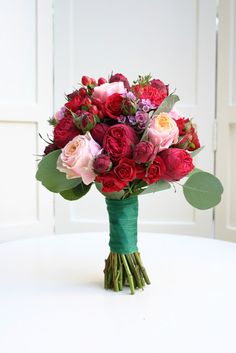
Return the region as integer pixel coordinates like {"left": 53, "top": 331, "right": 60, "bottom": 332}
{"left": 103, "top": 251, "right": 151, "bottom": 294}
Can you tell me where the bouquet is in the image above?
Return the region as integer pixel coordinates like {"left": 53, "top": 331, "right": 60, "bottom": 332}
{"left": 36, "top": 73, "right": 223, "bottom": 294}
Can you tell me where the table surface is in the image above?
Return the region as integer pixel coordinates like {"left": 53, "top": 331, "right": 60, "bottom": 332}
{"left": 0, "top": 233, "right": 236, "bottom": 353}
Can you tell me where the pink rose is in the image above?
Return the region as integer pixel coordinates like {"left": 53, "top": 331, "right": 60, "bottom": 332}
{"left": 92, "top": 81, "right": 126, "bottom": 103}
{"left": 148, "top": 112, "right": 179, "bottom": 152}
{"left": 57, "top": 132, "right": 102, "bottom": 185}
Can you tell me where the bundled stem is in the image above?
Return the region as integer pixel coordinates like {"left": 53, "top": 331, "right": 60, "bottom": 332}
{"left": 104, "top": 252, "right": 151, "bottom": 295}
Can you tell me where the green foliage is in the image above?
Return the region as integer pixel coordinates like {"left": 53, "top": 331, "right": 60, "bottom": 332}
{"left": 183, "top": 172, "right": 223, "bottom": 209}
{"left": 95, "top": 182, "right": 125, "bottom": 199}
{"left": 60, "top": 182, "right": 92, "bottom": 200}
{"left": 189, "top": 146, "right": 205, "bottom": 157}
{"left": 153, "top": 93, "right": 180, "bottom": 115}
{"left": 36, "top": 150, "right": 82, "bottom": 193}
{"left": 141, "top": 179, "right": 171, "bottom": 195}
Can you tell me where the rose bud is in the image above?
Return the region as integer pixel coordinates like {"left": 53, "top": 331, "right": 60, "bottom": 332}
{"left": 92, "top": 97, "right": 103, "bottom": 109}
{"left": 90, "top": 78, "right": 97, "bottom": 86}
{"left": 109, "top": 73, "right": 130, "bottom": 89}
{"left": 80, "top": 112, "right": 97, "bottom": 132}
{"left": 121, "top": 98, "right": 137, "bottom": 116}
{"left": 159, "top": 148, "right": 194, "bottom": 181}
{"left": 93, "top": 154, "right": 112, "bottom": 174}
{"left": 78, "top": 87, "right": 87, "bottom": 97}
{"left": 66, "top": 90, "right": 79, "bottom": 101}
{"left": 82, "top": 96, "right": 92, "bottom": 107}
{"left": 44, "top": 143, "right": 58, "bottom": 155}
{"left": 89, "top": 105, "right": 99, "bottom": 115}
{"left": 90, "top": 123, "right": 109, "bottom": 145}
{"left": 81, "top": 75, "right": 93, "bottom": 86}
{"left": 98, "top": 110, "right": 105, "bottom": 120}
{"left": 98, "top": 77, "right": 107, "bottom": 85}
{"left": 134, "top": 141, "right": 157, "bottom": 163}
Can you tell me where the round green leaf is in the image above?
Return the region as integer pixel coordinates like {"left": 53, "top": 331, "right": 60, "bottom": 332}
{"left": 60, "top": 182, "right": 92, "bottom": 201}
{"left": 36, "top": 150, "right": 82, "bottom": 193}
{"left": 183, "top": 172, "right": 223, "bottom": 210}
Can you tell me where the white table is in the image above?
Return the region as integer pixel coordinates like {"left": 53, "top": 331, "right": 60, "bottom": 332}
{"left": 0, "top": 233, "right": 236, "bottom": 353}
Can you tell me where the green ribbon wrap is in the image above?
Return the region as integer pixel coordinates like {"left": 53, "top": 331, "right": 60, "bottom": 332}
{"left": 106, "top": 196, "right": 138, "bottom": 254}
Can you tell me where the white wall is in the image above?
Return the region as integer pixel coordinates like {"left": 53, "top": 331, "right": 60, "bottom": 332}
{"left": 215, "top": 0, "right": 236, "bottom": 242}
{"left": 0, "top": 0, "right": 54, "bottom": 242}
{"left": 54, "top": 0, "right": 217, "bottom": 237}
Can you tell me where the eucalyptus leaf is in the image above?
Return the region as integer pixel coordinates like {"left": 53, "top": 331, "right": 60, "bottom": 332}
{"left": 141, "top": 179, "right": 171, "bottom": 195}
{"left": 189, "top": 146, "right": 205, "bottom": 157}
{"left": 60, "top": 182, "right": 92, "bottom": 201}
{"left": 183, "top": 172, "right": 223, "bottom": 209}
{"left": 154, "top": 93, "right": 180, "bottom": 115}
{"left": 36, "top": 150, "right": 82, "bottom": 193}
{"left": 95, "top": 182, "right": 125, "bottom": 199}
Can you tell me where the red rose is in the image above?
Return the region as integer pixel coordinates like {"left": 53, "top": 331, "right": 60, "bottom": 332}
{"left": 150, "top": 79, "right": 169, "bottom": 96}
{"left": 109, "top": 73, "right": 130, "bottom": 89}
{"left": 114, "top": 158, "right": 136, "bottom": 182}
{"left": 135, "top": 163, "right": 146, "bottom": 179}
{"left": 159, "top": 148, "right": 194, "bottom": 181}
{"left": 96, "top": 171, "right": 127, "bottom": 192}
{"left": 54, "top": 116, "right": 80, "bottom": 148}
{"left": 133, "top": 141, "right": 157, "bottom": 163}
{"left": 93, "top": 154, "right": 112, "bottom": 174}
{"left": 104, "top": 93, "right": 123, "bottom": 119}
{"left": 103, "top": 124, "right": 138, "bottom": 161}
{"left": 143, "top": 156, "right": 166, "bottom": 184}
{"left": 65, "top": 95, "right": 82, "bottom": 112}
{"left": 90, "top": 123, "right": 109, "bottom": 146}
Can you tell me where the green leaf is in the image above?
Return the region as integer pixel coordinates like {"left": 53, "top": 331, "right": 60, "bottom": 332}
{"left": 60, "top": 182, "right": 92, "bottom": 200}
{"left": 141, "top": 179, "right": 171, "bottom": 195}
{"left": 36, "top": 150, "right": 82, "bottom": 193}
{"left": 183, "top": 172, "right": 223, "bottom": 210}
{"left": 95, "top": 182, "right": 125, "bottom": 199}
{"left": 154, "top": 93, "right": 180, "bottom": 115}
{"left": 189, "top": 146, "right": 205, "bottom": 157}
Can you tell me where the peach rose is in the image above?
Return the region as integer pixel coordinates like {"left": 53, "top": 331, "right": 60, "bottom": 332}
{"left": 148, "top": 112, "right": 179, "bottom": 152}
{"left": 92, "top": 81, "right": 126, "bottom": 103}
{"left": 57, "top": 132, "right": 102, "bottom": 185}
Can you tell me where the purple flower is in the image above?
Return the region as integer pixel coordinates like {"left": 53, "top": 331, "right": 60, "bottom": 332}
{"left": 135, "top": 111, "right": 149, "bottom": 131}
{"left": 127, "top": 116, "right": 137, "bottom": 125}
{"left": 55, "top": 107, "right": 66, "bottom": 122}
{"left": 117, "top": 115, "right": 127, "bottom": 123}
{"left": 138, "top": 99, "right": 155, "bottom": 112}
{"left": 122, "top": 91, "right": 136, "bottom": 101}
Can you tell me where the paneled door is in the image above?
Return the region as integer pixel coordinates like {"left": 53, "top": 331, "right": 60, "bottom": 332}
{"left": 54, "top": 0, "right": 216, "bottom": 237}
{"left": 0, "top": 1, "right": 54, "bottom": 241}
{"left": 215, "top": 0, "right": 236, "bottom": 242}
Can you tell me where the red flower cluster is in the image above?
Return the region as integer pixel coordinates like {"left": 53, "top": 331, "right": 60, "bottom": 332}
{"left": 44, "top": 73, "right": 199, "bottom": 193}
